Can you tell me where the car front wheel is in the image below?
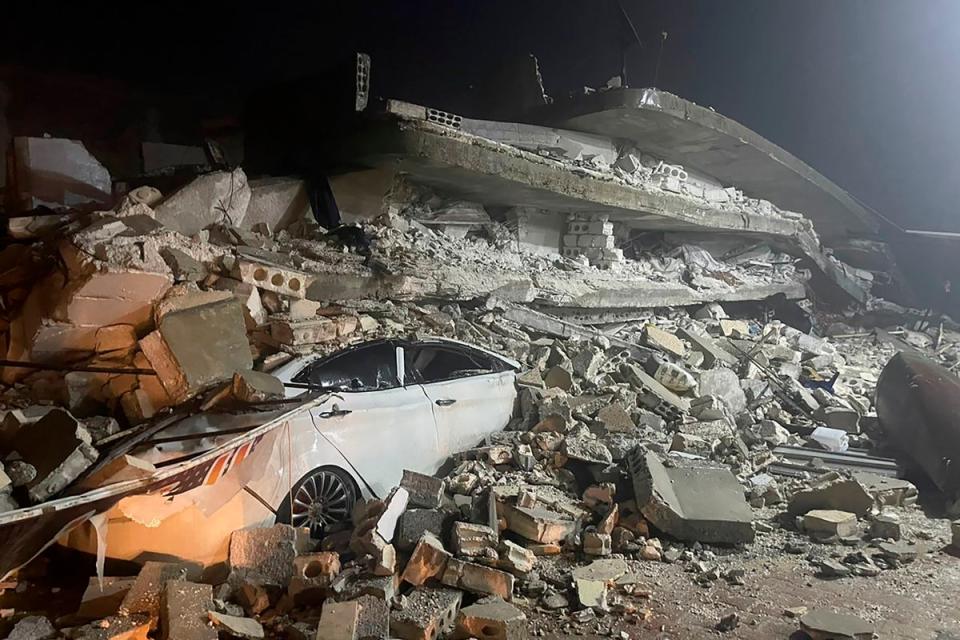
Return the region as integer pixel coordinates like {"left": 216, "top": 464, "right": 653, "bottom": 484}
{"left": 275, "top": 466, "right": 357, "bottom": 537}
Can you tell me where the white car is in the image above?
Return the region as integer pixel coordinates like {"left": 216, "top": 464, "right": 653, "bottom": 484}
{"left": 61, "top": 337, "right": 519, "bottom": 565}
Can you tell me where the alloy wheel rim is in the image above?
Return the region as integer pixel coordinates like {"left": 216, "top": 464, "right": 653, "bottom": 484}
{"left": 290, "top": 471, "right": 351, "bottom": 535}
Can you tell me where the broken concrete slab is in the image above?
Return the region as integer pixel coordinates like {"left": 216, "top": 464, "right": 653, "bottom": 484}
{"left": 397, "top": 509, "right": 451, "bottom": 552}
{"left": 316, "top": 600, "right": 360, "bottom": 640}
{"left": 799, "top": 608, "right": 875, "bottom": 640}
{"left": 390, "top": 587, "right": 462, "bottom": 640}
{"left": 595, "top": 402, "right": 635, "bottom": 433}
{"left": 207, "top": 611, "right": 264, "bottom": 640}
{"left": 803, "top": 510, "right": 858, "bottom": 538}
{"left": 154, "top": 168, "right": 251, "bottom": 236}
{"left": 160, "top": 580, "right": 216, "bottom": 640}
{"left": 452, "top": 596, "right": 526, "bottom": 640}
{"left": 7, "top": 408, "right": 98, "bottom": 503}
{"left": 787, "top": 474, "right": 874, "bottom": 517}
{"left": 228, "top": 524, "right": 313, "bottom": 588}
{"left": 628, "top": 448, "right": 754, "bottom": 544}
{"left": 851, "top": 472, "right": 917, "bottom": 507}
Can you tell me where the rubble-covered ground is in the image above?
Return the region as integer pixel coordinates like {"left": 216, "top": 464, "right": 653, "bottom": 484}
{"left": 0, "top": 161, "right": 959, "bottom": 639}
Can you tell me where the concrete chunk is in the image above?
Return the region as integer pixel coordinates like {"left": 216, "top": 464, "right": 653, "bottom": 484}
{"left": 207, "top": 611, "right": 264, "bottom": 640}
{"left": 676, "top": 327, "right": 737, "bottom": 368}
{"left": 355, "top": 595, "right": 390, "bottom": 640}
{"left": 160, "top": 581, "right": 216, "bottom": 640}
{"left": 788, "top": 475, "right": 874, "bottom": 517}
{"left": 799, "top": 609, "right": 874, "bottom": 640}
{"left": 698, "top": 368, "right": 746, "bottom": 414}
{"left": 228, "top": 524, "right": 313, "bottom": 588}
{"left": 596, "top": 403, "right": 635, "bottom": 433}
{"left": 77, "top": 577, "right": 135, "bottom": 620}
{"left": 231, "top": 369, "right": 284, "bottom": 403}
{"left": 141, "top": 292, "right": 252, "bottom": 403}
{"left": 8, "top": 408, "right": 99, "bottom": 503}
{"left": 316, "top": 600, "right": 359, "bottom": 640}
{"left": 571, "top": 558, "right": 628, "bottom": 609}
{"left": 7, "top": 615, "right": 55, "bottom": 640}
{"left": 120, "top": 561, "right": 202, "bottom": 619}
{"left": 244, "top": 177, "right": 310, "bottom": 233}
{"left": 154, "top": 168, "right": 251, "bottom": 235}
{"left": 397, "top": 509, "right": 451, "bottom": 552}
{"left": 68, "top": 615, "right": 151, "bottom": 640}
{"left": 289, "top": 552, "right": 341, "bottom": 603}
{"left": 401, "top": 469, "right": 444, "bottom": 509}
{"left": 803, "top": 510, "right": 858, "bottom": 538}
{"left": 452, "top": 596, "right": 526, "bottom": 640}
{"left": 643, "top": 324, "right": 685, "bottom": 357}
{"left": 451, "top": 521, "right": 497, "bottom": 557}
{"left": 390, "top": 587, "right": 462, "bottom": 640}
{"left": 628, "top": 448, "right": 754, "bottom": 544}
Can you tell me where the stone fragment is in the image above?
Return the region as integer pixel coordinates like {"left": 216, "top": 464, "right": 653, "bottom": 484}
{"left": 813, "top": 558, "right": 851, "bottom": 578}
{"left": 877, "top": 541, "right": 922, "bottom": 563}
{"left": 452, "top": 522, "right": 498, "bottom": 558}
{"left": 788, "top": 475, "right": 874, "bottom": 517}
{"left": 570, "top": 347, "right": 603, "bottom": 380}
{"left": 689, "top": 395, "right": 727, "bottom": 421}
{"left": 154, "top": 168, "right": 251, "bottom": 235}
{"left": 160, "top": 581, "right": 216, "bottom": 640}
{"left": 402, "top": 533, "right": 451, "bottom": 586}
{"left": 562, "top": 437, "right": 612, "bottom": 464}
{"left": 818, "top": 407, "right": 861, "bottom": 434}
{"left": 7, "top": 408, "right": 98, "bottom": 503}
{"left": 803, "top": 510, "right": 858, "bottom": 538}
{"left": 120, "top": 561, "right": 202, "bottom": 619}
{"left": 643, "top": 325, "right": 685, "bottom": 357}
{"left": 715, "top": 612, "right": 740, "bottom": 633}
{"left": 441, "top": 558, "right": 515, "bottom": 600}
{"left": 870, "top": 514, "right": 901, "bottom": 540}
{"left": 582, "top": 532, "right": 611, "bottom": 556}
{"left": 571, "top": 558, "right": 628, "bottom": 609}
{"left": 799, "top": 609, "right": 874, "bottom": 640}
{"left": 390, "top": 587, "right": 462, "bottom": 640}
{"left": 676, "top": 327, "right": 737, "bottom": 368}
{"left": 452, "top": 596, "right": 526, "bottom": 640}
{"left": 596, "top": 402, "right": 634, "bottom": 433}
{"left": 543, "top": 365, "right": 573, "bottom": 391}
{"left": 7, "top": 615, "right": 56, "bottom": 640}
{"left": 230, "top": 370, "right": 284, "bottom": 403}
{"left": 627, "top": 449, "right": 754, "bottom": 544}
{"left": 160, "top": 248, "right": 205, "bottom": 282}
{"left": 316, "top": 600, "right": 359, "bottom": 640}
{"left": 698, "top": 368, "right": 746, "bottom": 413}
{"left": 719, "top": 319, "right": 750, "bottom": 337}
{"left": 206, "top": 611, "right": 264, "bottom": 640}
{"left": 401, "top": 469, "right": 444, "bottom": 509}
{"left": 502, "top": 505, "right": 576, "bottom": 544}
{"left": 228, "top": 524, "right": 312, "bottom": 588}
{"left": 852, "top": 472, "right": 918, "bottom": 507}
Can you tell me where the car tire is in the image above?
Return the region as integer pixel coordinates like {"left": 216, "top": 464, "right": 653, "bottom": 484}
{"left": 275, "top": 466, "right": 358, "bottom": 537}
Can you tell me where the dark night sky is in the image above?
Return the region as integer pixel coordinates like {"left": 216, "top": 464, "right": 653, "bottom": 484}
{"left": 5, "top": 1, "right": 960, "bottom": 232}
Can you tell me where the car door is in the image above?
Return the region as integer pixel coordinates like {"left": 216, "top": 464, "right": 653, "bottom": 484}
{"left": 292, "top": 341, "right": 441, "bottom": 496}
{"left": 405, "top": 342, "right": 518, "bottom": 457}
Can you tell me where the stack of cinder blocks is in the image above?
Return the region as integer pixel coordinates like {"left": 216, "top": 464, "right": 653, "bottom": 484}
{"left": 561, "top": 215, "right": 623, "bottom": 269}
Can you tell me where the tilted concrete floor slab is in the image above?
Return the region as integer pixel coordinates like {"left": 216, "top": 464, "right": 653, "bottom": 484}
{"left": 531, "top": 87, "right": 880, "bottom": 243}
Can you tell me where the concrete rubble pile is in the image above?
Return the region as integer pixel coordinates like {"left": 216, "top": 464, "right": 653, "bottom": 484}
{"left": 1, "top": 134, "right": 959, "bottom": 637}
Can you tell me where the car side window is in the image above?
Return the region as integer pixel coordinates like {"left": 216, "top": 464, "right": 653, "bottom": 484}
{"left": 293, "top": 343, "right": 398, "bottom": 392}
{"left": 406, "top": 345, "right": 498, "bottom": 384}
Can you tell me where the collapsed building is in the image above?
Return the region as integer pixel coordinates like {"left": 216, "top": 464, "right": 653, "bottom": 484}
{"left": 0, "top": 54, "right": 957, "bottom": 639}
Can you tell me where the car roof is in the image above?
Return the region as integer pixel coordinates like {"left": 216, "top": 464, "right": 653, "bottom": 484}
{"left": 276, "top": 336, "right": 521, "bottom": 374}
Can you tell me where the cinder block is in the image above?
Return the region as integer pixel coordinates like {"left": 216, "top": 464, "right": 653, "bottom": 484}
{"left": 390, "top": 587, "right": 462, "bottom": 640}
